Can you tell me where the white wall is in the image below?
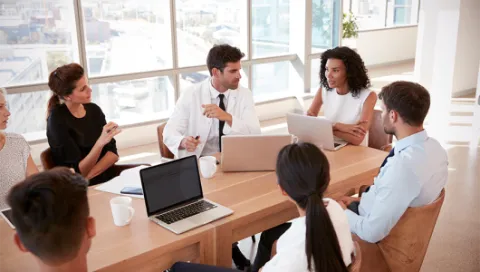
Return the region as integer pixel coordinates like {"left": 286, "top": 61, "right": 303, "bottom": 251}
{"left": 356, "top": 26, "right": 418, "bottom": 67}
{"left": 452, "top": 0, "right": 480, "bottom": 96}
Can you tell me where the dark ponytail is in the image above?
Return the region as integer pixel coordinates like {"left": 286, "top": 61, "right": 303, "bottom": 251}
{"left": 47, "top": 63, "right": 85, "bottom": 119}
{"left": 276, "top": 143, "right": 348, "bottom": 272}
{"left": 306, "top": 194, "right": 348, "bottom": 272}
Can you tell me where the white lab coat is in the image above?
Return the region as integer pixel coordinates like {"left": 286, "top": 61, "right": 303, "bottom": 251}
{"left": 163, "top": 79, "right": 261, "bottom": 158}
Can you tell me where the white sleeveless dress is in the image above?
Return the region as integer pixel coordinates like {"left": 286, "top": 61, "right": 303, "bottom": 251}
{"left": 322, "top": 88, "right": 374, "bottom": 146}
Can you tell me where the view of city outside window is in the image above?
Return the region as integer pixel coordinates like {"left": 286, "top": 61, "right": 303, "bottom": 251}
{"left": 5, "top": 91, "right": 50, "bottom": 135}
{"left": 252, "top": 0, "right": 290, "bottom": 58}
{"left": 0, "top": 0, "right": 79, "bottom": 87}
{"left": 90, "top": 76, "right": 173, "bottom": 126}
{"left": 175, "top": 0, "right": 247, "bottom": 67}
{"left": 82, "top": 0, "right": 173, "bottom": 77}
{"left": 312, "top": 0, "right": 340, "bottom": 53}
{"left": 252, "top": 61, "right": 297, "bottom": 100}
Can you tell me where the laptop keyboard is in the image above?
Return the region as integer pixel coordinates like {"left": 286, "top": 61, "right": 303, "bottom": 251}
{"left": 156, "top": 200, "right": 217, "bottom": 225}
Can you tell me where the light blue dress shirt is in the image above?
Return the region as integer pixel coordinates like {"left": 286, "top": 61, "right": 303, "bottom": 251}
{"left": 346, "top": 130, "right": 448, "bottom": 243}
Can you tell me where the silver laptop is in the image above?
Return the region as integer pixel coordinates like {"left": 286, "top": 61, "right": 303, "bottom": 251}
{"left": 221, "top": 134, "right": 293, "bottom": 172}
{"left": 286, "top": 113, "right": 347, "bottom": 151}
{"left": 139, "top": 156, "right": 233, "bottom": 234}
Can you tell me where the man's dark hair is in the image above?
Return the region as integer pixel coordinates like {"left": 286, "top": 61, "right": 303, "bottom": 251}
{"left": 206, "top": 44, "right": 245, "bottom": 76}
{"left": 379, "top": 81, "right": 431, "bottom": 126}
{"left": 7, "top": 167, "right": 90, "bottom": 265}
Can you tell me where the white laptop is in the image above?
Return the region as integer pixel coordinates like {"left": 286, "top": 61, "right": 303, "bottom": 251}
{"left": 221, "top": 134, "right": 293, "bottom": 172}
{"left": 139, "top": 156, "right": 233, "bottom": 234}
{"left": 286, "top": 113, "right": 347, "bottom": 151}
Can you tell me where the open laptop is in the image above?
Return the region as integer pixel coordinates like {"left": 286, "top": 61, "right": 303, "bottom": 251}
{"left": 286, "top": 113, "right": 347, "bottom": 151}
{"left": 221, "top": 134, "right": 293, "bottom": 172}
{"left": 139, "top": 156, "right": 233, "bottom": 234}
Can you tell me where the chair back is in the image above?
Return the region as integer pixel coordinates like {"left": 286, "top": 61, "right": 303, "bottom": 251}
{"left": 40, "top": 148, "right": 56, "bottom": 170}
{"left": 378, "top": 189, "right": 446, "bottom": 272}
{"left": 349, "top": 241, "right": 362, "bottom": 272}
{"left": 368, "top": 109, "right": 392, "bottom": 150}
{"left": 157, "top": 122, "right": 174, "bottom": 159}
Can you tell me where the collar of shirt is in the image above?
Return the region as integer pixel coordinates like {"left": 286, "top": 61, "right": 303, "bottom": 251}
{"left": 393, "top": 130, "right": 428, "bottom": 155}
{"left": 209, "top": 78, "right": 230, "bottom": 102}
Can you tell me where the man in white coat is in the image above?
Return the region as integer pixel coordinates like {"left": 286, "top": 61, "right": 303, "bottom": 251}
{"left": 164, "top": 44, "right": 261, "bottom": 159}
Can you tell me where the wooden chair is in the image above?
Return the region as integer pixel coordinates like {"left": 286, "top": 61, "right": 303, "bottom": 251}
{"left": 349, "top": 241, "right": 362, "bottom": 272}
{"left": 40, "top": 147, "right": 149, "bottom": 181}
{"left": 353, "top": 189, "right": 446, "bottom": 272}
{"left": 157, "top": 122, "right": 174, "bottom": 159}
{"left": 368, "top": 109, "right": 393, "bottom": 151}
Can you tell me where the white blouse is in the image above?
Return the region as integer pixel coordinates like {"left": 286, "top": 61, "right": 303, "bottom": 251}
{"left": 0, "top": 133, "right": 30, "bottom": 209}
{"left": 261, "top": 198, "right": 354, "bottom": 272}
{"left": 322, "top": 88, "right": 373, "bottom": 146}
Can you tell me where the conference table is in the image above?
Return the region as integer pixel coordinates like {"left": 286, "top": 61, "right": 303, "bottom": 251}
{"left": 0, "top": 145, "right": 386, "bottom": 271}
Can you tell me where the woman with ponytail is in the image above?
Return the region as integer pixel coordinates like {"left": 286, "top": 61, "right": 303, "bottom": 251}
{"left": 46, "top": 63, "right": 122, "bottom": 185}
{"left": 253, "top": 142, "right": 353, "bottom": 272}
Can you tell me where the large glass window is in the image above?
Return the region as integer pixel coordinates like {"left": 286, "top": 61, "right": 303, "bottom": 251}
{"left": 0, "top": 0, "right": 79, "bottom": 87}
{"left": 252, "top": 0, "right": 290, "bottom": 58}
{"left": 91, "top": 76, "right": 173, "bottom": 125}
{"left": 312, "top": 0, "right": 340, "bottom": 52}
{"left": 175, "top": 0, "right": 247, "bottom": 67}
{"left": 252, "top": 61, "right": 298, "bottom": 100}
{"left": 82, "top": 0, "right": 172, "bottom": 77}
{"left": 5, "top": 90, "right": 50, "bottom": 135}
{"left": 344, "top": 0, "right": 419, "bottom": 30}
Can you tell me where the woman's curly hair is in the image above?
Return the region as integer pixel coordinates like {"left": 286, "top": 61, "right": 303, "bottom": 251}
{"left": 319, "top": 46, "right": 371, "bottom": 97}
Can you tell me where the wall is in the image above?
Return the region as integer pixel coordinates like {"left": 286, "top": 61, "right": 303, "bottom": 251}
{"left": 356, "top": 26, "right": 418, "bottom": 67}
{"left": 452, "top": 0, "right": 480, "bottom": 96}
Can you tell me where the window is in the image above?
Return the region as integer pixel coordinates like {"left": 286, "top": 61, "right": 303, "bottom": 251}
{"left": 386, "top": 0, "right": 418, "bottom": 27}
{"left": 175, "top": 0, "right": 247, "bottom": 67}
{"left": 252, "top": 0, "right": 290, "bottom": 58}
{"left": 5, "top": 91, "right": 50, "bottom": 135}
{"left": 310, "top": 58, "right": 321, "bottom": 92}
{"left": 312, "top": 0, "right": 340, "bottom": 52}
{"left": 0, "top": 0, "right": 79, "bottom": 87}
{"left": 349, "top": 0, "right": 387, "bottom": 30}
{"left": 82, "top": 0, "right": 172, "bottom": 77}
{"left": 91, "top": 76, "right": 174, "bottom": 125}
{"left": 252, "top": 61, "right": 298, "bottom": 100}
{"left": 344, "top": 0, "right": 420, "bottom": 30}
{"left": 4, "top": 0, "right": 341, "bottom": 142}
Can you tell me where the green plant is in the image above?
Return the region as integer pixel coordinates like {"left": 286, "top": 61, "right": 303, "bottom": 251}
{"left": 343, "top": 12, "right": 358, "bottom": 39}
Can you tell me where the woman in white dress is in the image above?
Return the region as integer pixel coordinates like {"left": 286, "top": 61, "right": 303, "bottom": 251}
{"left": 307, "top": 46, "right": 377, "bottom": 146}
{"left": 0, "top": 88, "right": 38, "bottom": 209}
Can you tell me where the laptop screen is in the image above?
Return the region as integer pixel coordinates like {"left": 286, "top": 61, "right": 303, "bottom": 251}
{"left": 140, "top": 156, "right": 203, "bottom": 216}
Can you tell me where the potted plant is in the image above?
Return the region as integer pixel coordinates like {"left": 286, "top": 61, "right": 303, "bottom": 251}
{"left": 342, "top": 12, "right": 359, "bottom": 49}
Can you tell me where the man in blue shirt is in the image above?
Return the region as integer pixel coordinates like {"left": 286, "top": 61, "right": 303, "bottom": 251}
{"left": 338, "top": 81, "right": 448, "bottom": 243}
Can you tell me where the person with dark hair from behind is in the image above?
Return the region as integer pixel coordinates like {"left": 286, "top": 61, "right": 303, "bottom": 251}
{"left": 46, "top": 63, "right": 122, "bottom": 186}
{"left": 249, "top": 143, "right": 354, "bottom": 272}
{"left": 7, "top": 167, "right": 95, "bottom": 272}
{"left": 307, "top": 46, "right": 377, "bottom": 146}
{"left": 164, "top": 44, "right": 261, "bottom": 159}
{"left": 170, "top": 143, "right": 353, "bottom": 272}
{"left": 338, "top": 81, "right": 448, "bottom": 243}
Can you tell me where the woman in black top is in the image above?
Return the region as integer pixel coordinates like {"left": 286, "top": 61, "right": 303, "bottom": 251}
{"left": 46, "top": 63, "right": 122, "bottom": 185}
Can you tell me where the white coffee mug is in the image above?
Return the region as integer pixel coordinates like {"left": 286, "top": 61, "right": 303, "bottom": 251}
{"left": 110, "top": 196, "right": 135, "bottom": 227}
{"left": 199, "top": 156, "right": 217, "bottom": 179}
